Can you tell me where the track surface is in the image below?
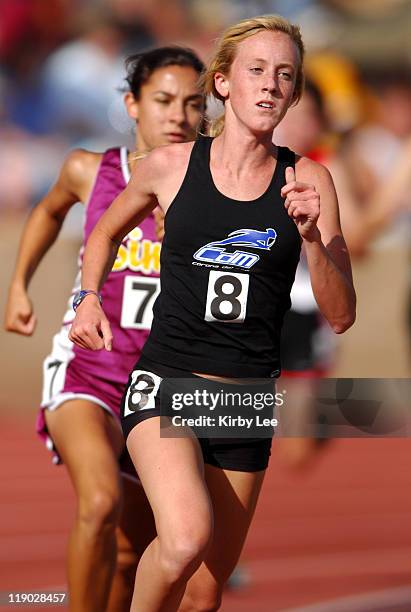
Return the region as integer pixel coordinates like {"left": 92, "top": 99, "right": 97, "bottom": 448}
{"left": 1, "top": 419, "right": 411, "bottom": 611}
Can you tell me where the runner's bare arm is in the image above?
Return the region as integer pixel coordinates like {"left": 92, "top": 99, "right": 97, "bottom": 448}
{"left": 69, "top": 148, "right": 166, "bottom": 352}
{"left": 285, "top": 158, "right": 356, "bottom": 333}
{"left": 4, "top": 150, "right": 100, "bottom": 335}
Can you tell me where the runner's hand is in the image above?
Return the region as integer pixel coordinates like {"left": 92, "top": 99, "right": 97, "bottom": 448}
{"left": 281, "top": 167, "right": 320, "bottom": 241}
{"left": 4, "top": 285, "right": 37, "bottom": 335}
{"left": 69, "top": 295, "right": 113, "bottom": 351}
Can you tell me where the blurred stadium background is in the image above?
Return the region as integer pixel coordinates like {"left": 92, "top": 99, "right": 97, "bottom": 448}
{"left": 0, "top": 0, "right": 410, "bottom": 610}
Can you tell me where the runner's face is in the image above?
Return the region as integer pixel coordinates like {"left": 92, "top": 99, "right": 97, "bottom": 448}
{"left": 131, "top": 65, "right": 203, "bottom": 151}
{"left": 218, "top": 31, "right": 299, "bottom": 135}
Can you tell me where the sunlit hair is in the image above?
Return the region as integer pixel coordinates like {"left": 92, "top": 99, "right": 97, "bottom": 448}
{"left": 201, "top": 15, "right": 305, "bottom": 136}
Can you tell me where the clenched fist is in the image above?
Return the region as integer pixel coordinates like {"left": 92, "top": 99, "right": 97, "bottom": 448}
{"left": 281, "top": 166, "right": 320, "bottom": 241}
{"left": 69, "top": 294, "right": 113, "bottom": 352}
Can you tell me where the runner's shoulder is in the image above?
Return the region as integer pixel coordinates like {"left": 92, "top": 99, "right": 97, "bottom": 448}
{"left": 142, "top": 142, "right": 195, "bottom": 177}
{"left": 295, "top": 154, "right": 333, "bottom": 188}
{"left": 61, "top": 149, "right": 102, "bottom": 186}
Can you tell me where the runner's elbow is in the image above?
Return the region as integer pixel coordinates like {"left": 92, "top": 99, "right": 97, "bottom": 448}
{"left": 331, "top": 310, "right": 356, "bottom": 334}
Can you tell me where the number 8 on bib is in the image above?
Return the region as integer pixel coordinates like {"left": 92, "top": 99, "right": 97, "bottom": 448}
{"left": 204, "top": 270, "right": 249, "bottom": 323}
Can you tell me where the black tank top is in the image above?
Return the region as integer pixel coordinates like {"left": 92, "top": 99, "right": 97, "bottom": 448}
{"left": 141, "top": 136, "right": 301, "bottom": 377}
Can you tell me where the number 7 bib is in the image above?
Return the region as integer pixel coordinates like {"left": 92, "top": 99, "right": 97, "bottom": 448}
{"left": 121, "top": 276, "right": 160, "bottom": 330}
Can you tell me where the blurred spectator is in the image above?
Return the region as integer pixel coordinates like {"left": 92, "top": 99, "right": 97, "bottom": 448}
{"left": 0, "top": 0, "right": 74, "bottom": 135}
{"left": 0, "top": 6, "right": 154, "bottom": 211}
{"left": 40, "top": 13, "right": 132, "bottom": 145}
{"left": 305, "top": 51, "right": 364, "bottom": 133}
{"left": 108, "top": 0, "right": 189, "bottom": 44}
{"left": 341, "top": 69, "right": 411, "bottom": 209}
{"left": 0, "top": 0, "right": 71, "bottom": 78}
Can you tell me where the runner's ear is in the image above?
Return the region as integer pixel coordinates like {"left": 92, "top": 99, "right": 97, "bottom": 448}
{"left": 124, "top": 92, "right": 139, "bottom": 121}
{"left": 214, "top": 72, "right": 229, "bottom": 99}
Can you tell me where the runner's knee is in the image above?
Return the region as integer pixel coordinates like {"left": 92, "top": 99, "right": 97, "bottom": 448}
{"left": 77, "top": 486, "right": 122, "bottom": 532}
{"left": 158, "top": 526, "right": 212, "bottom": 583}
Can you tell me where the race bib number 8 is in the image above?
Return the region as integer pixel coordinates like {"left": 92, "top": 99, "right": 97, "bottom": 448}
{"left": 121, "top": 276, "right": 160, "bottom": 330}
{"left": 205, "top": 270, "right": 249, "bottom": 323}
{"left": 123, "top": 370, "right": 162, "bottom": 417}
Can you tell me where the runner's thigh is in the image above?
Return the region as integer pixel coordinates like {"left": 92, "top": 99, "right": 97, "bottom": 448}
{"left": 127, "top": 418, "right": 212, "bottom": 540}
{"left": 45, "top": 399, "right": 124, "bottom": 494}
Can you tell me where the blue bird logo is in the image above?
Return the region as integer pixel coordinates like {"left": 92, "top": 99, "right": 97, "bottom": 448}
{"left": 208, "top": 228, "right": 277, "bottom": 250}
